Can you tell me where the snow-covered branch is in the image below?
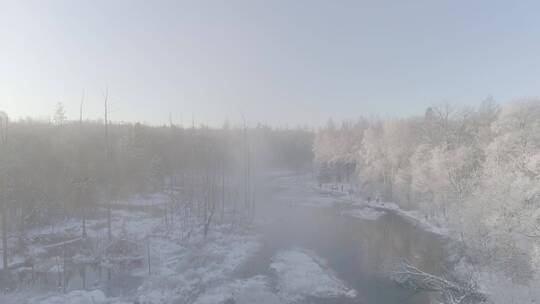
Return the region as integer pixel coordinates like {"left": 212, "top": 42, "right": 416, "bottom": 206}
{"left": 389, "top": 261, "right": 487, "bottom": 304}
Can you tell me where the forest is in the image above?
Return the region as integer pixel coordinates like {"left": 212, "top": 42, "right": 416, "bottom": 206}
{"left": 0, "top": 108, "right": 315, "bottom": 303}
{"left": 1, "top": 99, "right": 539, "bottom": 304}
{"left": 4, "top": 1, "right": 540, "bottom": 303}
{"left": 313, "top": 98, "right": 540, "bottom": 302}
{"left": 2, "top": 97, "right": 540, "bottom": 304}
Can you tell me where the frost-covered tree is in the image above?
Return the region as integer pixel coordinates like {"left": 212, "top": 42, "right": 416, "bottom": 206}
{"left": 313, "top": 119, "right": 367, "bottom": 183}
{"left": 53, "top": 102, "right": 67, "bottom": 126}
{"left": 313, "top": 98, "right": 540, "bottom": 296}
{"left": 0, "top": 111, "right": 9, "bottom": 269}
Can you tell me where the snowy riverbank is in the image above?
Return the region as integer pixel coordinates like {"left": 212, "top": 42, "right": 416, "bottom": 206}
{"left": 293, "top": 174, "right": 540, "bottom": 304}
{"left": 0, "top": 194, "right": 260, "bottom": 304}
{"left": 0, "top": 176, "right": 362, "bottom": 304}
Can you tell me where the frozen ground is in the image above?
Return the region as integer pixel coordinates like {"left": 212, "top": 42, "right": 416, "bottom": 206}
{"left": 0, "top": 194, "right": 261, "bottom": 304}
{"left": 340, "top": 207, "right": 385, "bottom": 221}
{"left": 194, "top": 248, "right": 357, "bottom": 304}
{"left": 270, "top": 249, "right": 357, "bottom": 302}
{"left": 2, "top": 290, "right": 128, "bottom": 304}
{"left": 1, "top": 172, "right": 478, "bottom": 304}
{"left": 1, "top": 174, "right": 362, "bottom": 304}
{"left": 27, "top": 290, "right": 115, "bottom": 304}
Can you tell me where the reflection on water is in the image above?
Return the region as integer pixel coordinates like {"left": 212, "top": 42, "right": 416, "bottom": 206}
{"left": 239, "top": 181, "right": 455, "bottom": 304}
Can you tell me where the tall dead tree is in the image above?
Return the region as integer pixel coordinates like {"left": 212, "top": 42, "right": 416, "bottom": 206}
{"left": 79, "top": 94, "right": 88, "bottom": 239}
{"left": 242, "top": 116, "right": 251, "bottom": 219}
{"left": 104, "top": 88, "right": 112, "bottom": 241}
{"left": 166, "top": 113, "right": 176, "bottom": 233}
{"left": 221, "top": 147, "right": 226, "bottom": 222}
{"left": 0, "top": 112, "right": 9, "bottom": 270}
{"left": 203, "top": 171, "right": 217, "bottom": 238}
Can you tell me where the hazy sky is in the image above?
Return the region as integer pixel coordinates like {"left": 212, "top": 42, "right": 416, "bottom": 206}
{"left": 2, "top": 0, "right": 540, "bottom": 126}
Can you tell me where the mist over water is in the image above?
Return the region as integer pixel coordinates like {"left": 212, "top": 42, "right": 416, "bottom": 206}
{"left": 2, "top": 1, "right": 540, "bottom": 303}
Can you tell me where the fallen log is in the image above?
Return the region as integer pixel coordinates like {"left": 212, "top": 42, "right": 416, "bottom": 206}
{"left": 389, "top": 261, "right": 488, "bottom": 304}
{"left": 43, "top": 237, "right": 83, "bottom": 249}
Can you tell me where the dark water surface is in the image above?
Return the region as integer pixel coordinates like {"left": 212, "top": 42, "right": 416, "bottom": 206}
{"left": 239, "top": 176, "right": 455, "bottom": 304}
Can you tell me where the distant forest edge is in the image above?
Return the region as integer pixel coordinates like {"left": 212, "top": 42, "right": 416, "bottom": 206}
{"left": 0, "top": 113, "right": 313, "bottom": 269}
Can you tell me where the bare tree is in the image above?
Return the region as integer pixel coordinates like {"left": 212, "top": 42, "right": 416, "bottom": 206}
{"left": 203, "top": 173, "right": 217, "bottom": 238}
{"left": 53, "top": 102, "right": 67, "bottom": 126}
{"left": 242, "top": 115, "right": 251, "bottom": 219}
{"left": 103, "top": 87, "right": 112, "bottom": 241}
{"left": 79, "top": 93, "right": 88, "bottom": 239}
{"left": 0, "top": 111, "right": 9, "bottom": 270}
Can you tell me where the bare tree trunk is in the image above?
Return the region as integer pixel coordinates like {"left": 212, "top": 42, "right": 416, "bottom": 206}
{"left": 221, "top": 159, "right": 225, "bottom": 222}
{"left": 204, "top": 174, "right": 217, "bottom": 238}
{"left": 1, "top": 208, "right": 7, "bottom": 270}
{"left": 104, "top": 88, "right": 112, "bottom": 241}
{"left": 62, "top": 243, "right": 67, "bottom": 293}
{"left": 242, "top": 116, "right": 250, "bottom": 219}
{"left": 146, "top": 239, "right": 151, "bottom": 275}
{"left": 0, "top": 114, "right": 9, "bottom": 270}
{"left": 80, "top": 94, "right": 87, "bottom": 239}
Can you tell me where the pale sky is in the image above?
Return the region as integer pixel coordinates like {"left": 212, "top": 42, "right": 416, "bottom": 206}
{"left": 1, "top": 0, "right": 540, "bottom": 126}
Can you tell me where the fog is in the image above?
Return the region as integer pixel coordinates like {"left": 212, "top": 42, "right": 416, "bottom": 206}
{"left": 1, "top": 98, "right": 539, "bottom": 304}
{"left": 3, "top": 1, "right": 540, "bottom": 304}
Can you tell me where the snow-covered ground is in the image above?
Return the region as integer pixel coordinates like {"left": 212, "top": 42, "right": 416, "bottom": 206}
{"left": 27, "top": 290, "right": 117, "bottom": 304}
{"left": 4, "top": 172, "right": 499, "bottom": 303}
{"left": 355, "top": 200, "right": 450, "bottom": 236}
{"left": 134, "top": 228, "right": 260, "bottom": 304}
{"left": 0, "top": 175, "right": 363, "bottom": 304}
{"left": 2, "top": 289, "right": 130, "bottom": 304}
{"left": 340, "top": 207, "right": 385, "bottom": 220}
{"left": 0, "top": 193, "right": 261, "bottom": 304}
{"left": 194, "top": 248, "right": 358, "bottom": 304}
{"left": 270, "top": 249, "right": 357, "bottom": 302}
{"left": 280, "top": 174, "right": 450, "bottom": 236}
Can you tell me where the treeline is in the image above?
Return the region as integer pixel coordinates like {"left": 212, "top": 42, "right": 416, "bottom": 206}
{"left": 314, "top": 98, "right": 540, "bottom": 287}
{"left": 0, "top": 116, "right": 313, "bottom": 269}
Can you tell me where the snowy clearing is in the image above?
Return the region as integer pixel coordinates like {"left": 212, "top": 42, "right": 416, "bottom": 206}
{"left": 270, "top": 248, "right": 357, "bottom": 302}
{"left": 25, "top": 290, "right": 126, "bottom": 304}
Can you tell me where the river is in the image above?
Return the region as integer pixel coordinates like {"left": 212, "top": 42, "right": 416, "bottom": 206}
{"left": 237, "top": 173, "right": 458, "bottom": 304}
{"left": 5, "top": 173, "right": 459, "bottom": 304}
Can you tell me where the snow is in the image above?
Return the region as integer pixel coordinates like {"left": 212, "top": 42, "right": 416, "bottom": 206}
{"left": 341, "top": 207, "right": 385, "bottom": 220}
{"left": 274, "top": 174, "right": 450, "bottom": 236}
{"left": 273, "top": 174, "right": 354, "bottom": 209}
{"left": 2, "top": 188, "right": 262, "bottom": 304}
{"left": 2, "top": 172, "right": 455, "bottom": 304}
{"left": 27, "top": 290, "right": 108, "bottom": 304}
{"left": 194, "top": 276, "right": 280, "bottom": 304}
{"left": 270, "top": 249, "right": 357, "bottom": 302}
{"left": 193, "top": 248, "right": 358, "bottom": 304}
{"left": 18, "top": 290, "right": 132, "bottom": 304}
{"left": 134, "top": 229, "right": 260, "bottom": 304}
{"left": 358, "top": 200, "right": 450, "bottom": 236}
